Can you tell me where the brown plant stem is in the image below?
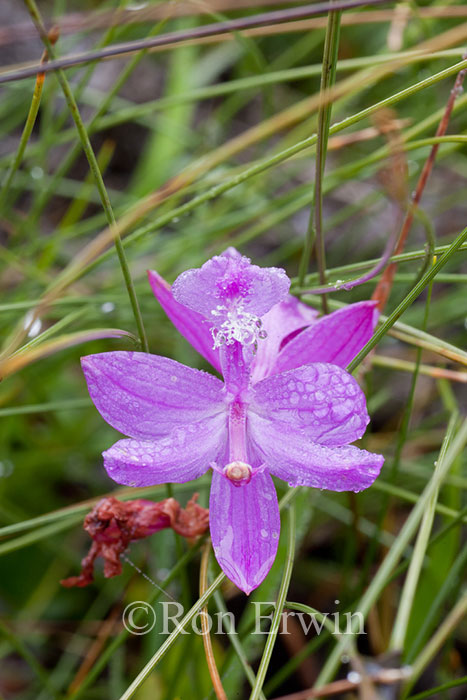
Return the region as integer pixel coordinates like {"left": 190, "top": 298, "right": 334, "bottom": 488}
{"left": 372, "top": 56, "right": 467, "bottom": 311}
{"left": 271, "top": 666, "right": 411, "bottom": 700}
{"left": 199, "top": 541, "right": 227, "bottom": 700}
{"left": 6, "top": 3, "right": 467, "bottom": 49}
{"left": 0, "top": 0, "right": 391, "bottom": 85}
{"left": 3, "top": 21, "right": 466, "bottom": 368}
{"left": 67, "top": 605, "right": 121, "bottom": 694}
{"left": 0, "top": 26, "right": 58, "bottom": 212}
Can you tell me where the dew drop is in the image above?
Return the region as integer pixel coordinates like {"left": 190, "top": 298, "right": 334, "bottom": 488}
{"left": 31, "top": 166, "right": 44, "bottom": 179}
{"left": 27, "top": 318, "right": 42, "bottom": 338}
{"left": 101, "top": 301, "right": 115, "bottom": 314}
{"left": 23, "top": 310, "right": 41, "bottom": 337}
{"left": 0, "top": 460, "right": 14, "bottom": 478}
{"left": 347, "top": 671, "right": 361, "bottom": 684}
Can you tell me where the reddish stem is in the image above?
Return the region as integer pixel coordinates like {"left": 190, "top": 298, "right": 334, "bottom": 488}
{"left": 372, "top": 56, "right": 467, "bottom": 311}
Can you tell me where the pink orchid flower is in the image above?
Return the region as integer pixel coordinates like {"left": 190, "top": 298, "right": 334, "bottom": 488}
{"left": 81, "top": 248, "right": 383, "bottom": 593}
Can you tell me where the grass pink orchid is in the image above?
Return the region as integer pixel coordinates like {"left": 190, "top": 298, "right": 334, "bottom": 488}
{"left": 82, "top": 249, "right": 384, "bottom": 594}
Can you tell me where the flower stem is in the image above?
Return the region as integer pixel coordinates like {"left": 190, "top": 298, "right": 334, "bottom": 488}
{"left": 23, "top": 0, "right": 149, "bottom": 352}
{"left": 249, "top": 502, "right": 296, "bottom": 700}
{"left": 199, "top": 542, "right": 227, "bottom": 700}
{"left": 212, "top": 590, "right": 266, "bottom": 699}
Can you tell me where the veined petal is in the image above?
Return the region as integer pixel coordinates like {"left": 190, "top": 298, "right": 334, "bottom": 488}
{"left": 219, "top": 342, "right": 251, "bottom": 398}
{"left": 209, "top": 469, "right": 280, "bottom": 594}
{"left": 103, "top": 414, "right": 227, "bottom": 486}
{"left": 251, "top": 296, "right": 318, "bottom": 383}
{"left": 148, "top": 270, "right": 221, "bottom": 372}
{"left": 249, "top": 414, "right": 383, "bottom": 492}
{"left": 251, "top": 363, "right": 369, "bottom": 446}
{"left": 274, "top": 301, "right": 378, "bottom": 373}
{"left": 81, "top": 352, "right": 225, "bottom": 440}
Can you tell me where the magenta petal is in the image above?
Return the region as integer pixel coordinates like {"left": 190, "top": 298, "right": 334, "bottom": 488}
{"left": 219, "top": 342, "right": 251, "bottom": 397}
{"left": 148, "top": 270, "right": 221, "bottom": 372}
{"left": 274, "top": 301, "right": 378, "bottom": 373}
{"left": 103, "top": 414, "right": 227, "bottom": 486}
{"left": 251, "top": 296, "right": 318, "bottom": 383}
{"left": 81, "top": 352, "right": 225, "bottom": 440}
{"left": 251, "top": 363, "right": 369, "bottom": 446}
{"left": 250, "top": 414, "right": 383, "bottom": 492}
{"left": 172, "top": 252, "right": 290, "bottom": 320}
{"left": 209, "top": 469, "right": 280, "bottom": 594}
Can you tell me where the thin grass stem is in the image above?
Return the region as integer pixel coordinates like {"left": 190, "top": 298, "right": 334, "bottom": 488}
{"left": 390, "top": 412, "right": 459, "bottom": 650}
{"left": 23, "top": 0, "right": 148, "bottom": 352}
{"left": 314, "top": 417, "right": 467, "bottom": 687}
{"left": 402, "top": 591, "right": 467, "bottom": 697}
{"left": 249, "top": 503, "right": 296, "bottom": 700}
{"left": 299, "top": 3, "right": 341, "bottom": 312}
{"left": 346, "top": 225, "right": 467, "bottom": 372}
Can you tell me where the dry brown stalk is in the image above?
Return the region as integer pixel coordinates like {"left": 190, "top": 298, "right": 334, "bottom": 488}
{"left": 372, "top": 57, "right": 467, "bottom": 311}
{"left": 199, "top": 541, "right": 227, "bottom": 700}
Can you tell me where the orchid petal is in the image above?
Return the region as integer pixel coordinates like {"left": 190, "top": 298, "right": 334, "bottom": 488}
{"left": 172, "top": 252, "right": 290, "bottom": 321}
{"left": 209, "top": 469, "right": 280, "bottom": 594}
{"left": 148, "top": 270, "right": 221, "bottom": 372}
{"left": 81, "top": 352, "right": 225, "bottom": 440}
{"left": 103, "top": 414, "right": 227, "bottom": 486}
{"left": 249, "top": 414, "right": 383, "bottom": 492}
{"left": 274, "top": 301, "right": 378, "bottom": 373}
{"left": 219, "top": 342, "right": 251, "bottom": 397}
{"left": 251, "top": 296, "right": 318, "bottom": 383}
{"left": 251, "top": 363, "right": 369, "bottom": 446}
